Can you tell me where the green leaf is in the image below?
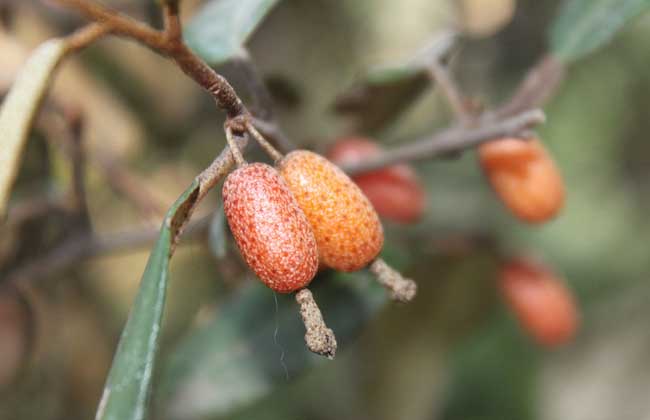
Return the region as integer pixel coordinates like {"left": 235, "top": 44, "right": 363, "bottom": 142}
{"left": 96, "top": 181, "right": 200, "bottom": 420}
{"left": 156, "top": 272, "right": 387, "bottom": 420}
{"left": 332, "top": 32, "right": 456, "bottom": 132}
{"left": 333, "top": 65, "right": 430, "bottom": 133}
{"left": 185, "top": 0, "right": 281, "bottom": 65}
{"left": 550, "top": 0, "right": 650, "bottom": 62}
{"left": 0, "top": 39, "right": 67, "bottom": 217}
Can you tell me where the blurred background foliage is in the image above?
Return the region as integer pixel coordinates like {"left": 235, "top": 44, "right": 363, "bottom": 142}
{"left": 1, "top": 0, "right": 650, "bottom": 419}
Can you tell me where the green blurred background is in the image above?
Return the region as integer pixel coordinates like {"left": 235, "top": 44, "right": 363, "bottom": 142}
{"left": 2, "top": 0, "right": 650, "bottom": 419}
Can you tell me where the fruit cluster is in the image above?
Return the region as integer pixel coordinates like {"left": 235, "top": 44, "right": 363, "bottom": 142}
{"left": 221, "top": 125, "right": 417, "bottom": 357}
{"left": 223, "top": 150, "right": 391, "bottom": 295}
{"left": 221, "top": 119, "right": 577, "bottom": 356}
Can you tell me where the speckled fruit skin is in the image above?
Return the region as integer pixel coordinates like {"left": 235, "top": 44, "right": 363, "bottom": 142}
{"left": 499, "top": 258, "right": 578, "bottom": 347}
{"left": 278, "top": 150, "right": 384, "bottom": 272}
{"left": 479, "top": 138, "right": 565, "bottom": 223}
{"left": 327, "top": 137, "right": 427, "bottom": 224}
{"left": 222, "top": 163, "right": 318, "bottom": 293}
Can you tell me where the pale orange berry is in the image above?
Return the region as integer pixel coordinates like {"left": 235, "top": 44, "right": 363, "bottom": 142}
{"left": 278, "top": 150, "right": 384, "bottom": 272}
{"left": 479, "top": 138, "right": 565, "bottom": 223}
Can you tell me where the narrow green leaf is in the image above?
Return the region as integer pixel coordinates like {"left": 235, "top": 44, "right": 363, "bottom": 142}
{"left": 550, "top": 0, "right": 650, "bottom": 62}
{"left": 96, "top": 181, "right": 200, "bottom": 420}
{"left": 332, "top": 32, "right": 456, "bottom": 132}
{"left": 185, "top": 0, "right": 281, "bottom": 65}
{"left": 156, "top": 272, "right": 387, "bottom": 420}
{"left": 333, "top": 65, "right": 430, "bottom": 133}
{"left": 0, "top": 39, "right": 67, "bottom": 217}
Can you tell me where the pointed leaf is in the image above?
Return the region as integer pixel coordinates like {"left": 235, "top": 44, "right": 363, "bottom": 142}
{"left": 332, "top": 32, "right": 456, "bottom": 132}
{"left": 156, "top": 272, "right": 387, "bottom": 420}
{"left": 0, "top": 39, "right": 67, "bottom": 217}
{"left": 185, "top": 0, "right": 281, "bottom": 65}
{"left": 550, "top": 0, "right": 650, "bottom": 62}
{"left": 333, "top": 65, "right": 430, "bottom": 133}
{"left": 96, "top": 181, "right": 200, "bottom": 420}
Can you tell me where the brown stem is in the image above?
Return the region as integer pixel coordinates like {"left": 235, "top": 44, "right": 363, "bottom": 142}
{"left": 251, "top": 117, "right": 295, "bottom": 153}
{"left": 65, "top": 109, "right": 90, "bottom": 226}
{"left": 94, "top": 153, "right": 166, "bottom": 221}
{"left": 224, "top": 127, "right": 246, "bottom": 167}
{"left": 369, "top": 258, "right": 417, "bottom": 303}
{"left": 4, "top": 128, "right": 250, "bottom": 286}
{"left": 246, "top": 121, "right": 283, "bottom": 162}
{"left": 295, "top": 288, "right": 337, "bottom": 359}
{"left": 343, "top": 109, "right": 545, "bottom": 175}
{"left": 2, "top": 214, "right": 211, "bottom": 286}
{"left": 56, "top": 0, "right": 168, "bottom": 50}
{"left": 170, "top": 44, "right": 247, "bottom": 118}
{"left": 56, "top": 0, "right": 248, "bottom": 118}
{"left": 6, "top": 197, "right": 67, "bottom": 229}
{"left": 64, "top": 22, "right": 111, "bottom": 53}
{"left": 428, "top": 61, "right": 473, "bottom": 125}
{"left": 162, "top": 1, "right": 182, "bottom": 44}
{"left": 38, "top": 104, "right": 165, "bottom": 222}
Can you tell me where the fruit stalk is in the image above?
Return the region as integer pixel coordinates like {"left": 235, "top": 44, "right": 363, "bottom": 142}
{"left": 295, "top": 289, "right": 337, "bottom": 359}
{"left": 369, "top": 258, "right": 417, "bottom": 303}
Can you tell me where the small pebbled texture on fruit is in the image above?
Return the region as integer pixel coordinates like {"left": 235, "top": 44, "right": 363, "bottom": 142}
{"left": 479, "top": 138, "right": 565, "bottom": 224}
{"left": 222, "top": 163, "right": 318, "bottom": 293}
{"left": 327, "top": 137, "right": 426, "bottom": 224}
{"left": 278, "top": 150, "right": 384, "bottom": 272}
{"left": 499, "top": 258, "right": 578, "bottom": 347}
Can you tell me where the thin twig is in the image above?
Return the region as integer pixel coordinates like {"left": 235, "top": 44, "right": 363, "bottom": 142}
{"left": 38, "top": 106, "right": 165, "bottom": 222}
{"left": 56, "top": 0, "right": 248, "bottom": 118}
{"left": 232, "top": 54, "right": 295, "bottom": 152}
{"left": 2, "top": 214, "right": 211, "bottom": 286}
{"left": 251, "top": 117, "right": 295, "bottom": 153}
{"left": 162, "top": 1, "right": 182, "bottom": 43}
{"left": 5, "top": 127, "right": 249, "bottom": 286}
{"left": 224, "top": 127, "right": 246, "bottom": 167}
{"left": 65, "top": 108, "right": 91, "bottom": 226}
{"left": 55, "top": 0, "right": 168, "bottom": 50}
{"left": 64, "top": 22, "right": 111, "bottom": 53}
{"left": 428, "top": 60, "right": 473, "bottom": 125}
{"left": 94, "top": 153, "right": 166, "bottom": 221}
{"left": 246, "top": 121, "right": 283, "bottom": 162}
{"left": 5, "top": 197, "right": 67, "bottom": 229}
{"left": 343, "top": 109, "right": 545, "bottom": 175}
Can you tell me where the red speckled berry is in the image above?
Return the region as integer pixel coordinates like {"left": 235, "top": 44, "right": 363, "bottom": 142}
{"left": 222, "top": 163, "right": 318, "bottom": 293}
{"left": 327, "top": 137, "right": 427, "bottom": 224}
{"left": 278, "top": 150, "right": 384, "bottom": 272}
{"left": 478, "top": 138, "right": 565, "bottom": 223}
{"left": 499, "top": 258, "right": 578, "bottom": 347}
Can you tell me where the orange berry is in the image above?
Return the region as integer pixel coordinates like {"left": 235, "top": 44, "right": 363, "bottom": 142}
{"left": 327, "top": 137, "right": 427, "bottom": 224}
{"left": 278, "top": 150, "right": 384, "bottom": 272}
{"left": 478, "top": 138, "right": 565, "bottom": 223}
{"left": 499, "top": 258, "right": 578, "bottom": 347}
{"left": 222, "top": 163, "right": 318, "bottom": 293}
